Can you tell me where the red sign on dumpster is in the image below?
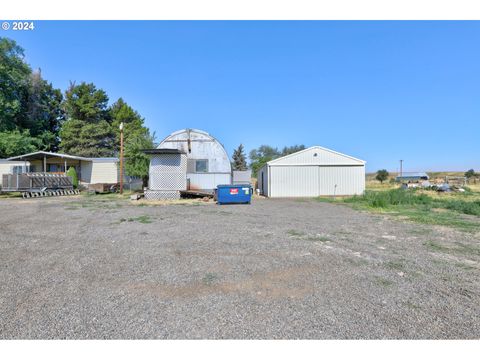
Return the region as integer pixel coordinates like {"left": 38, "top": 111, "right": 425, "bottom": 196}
{"left": 230, "top": 188, "right": 238, "bottom": 195}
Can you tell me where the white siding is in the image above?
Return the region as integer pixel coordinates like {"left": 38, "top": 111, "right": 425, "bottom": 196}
{"left": 269, "top": 165, "right": 365, "bottom": 197}
{"left": 187, "top": 173, "right": 231, "bottom": 192}
{"left": 269, "top": 166, "right": 319, "bottom": 197}
{"left": 269, "top": 146, "right": 365, "bottom": 166}
{"left": 90, "top": 161, "right": 119, "bottom": 184}
{"left": 0, "top": 161, "right": 28, "bottom": 186}
{"left": 158, "top": 129, "right": 231, "bottom": 173}
{"left": 318, "top": 166, "right": 365, "bottom": 196}
{"left": 157, "top": 129, "right": 231, "bottom": 191}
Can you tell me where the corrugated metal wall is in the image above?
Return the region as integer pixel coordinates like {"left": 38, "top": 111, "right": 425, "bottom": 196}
{"left": 157, "top": 129, "right": 232, "bottom": 191}
{"left": 269, "top": 165, "right": 365, "bottom": 197}
{"left": 269, "top": 146, "right": 364, "bottom": 166}
{"left": 187, "top": 173, "right": 231, "bottom": 192}
{"left": 318, "top": 166, "right": 365, "bottom": 195}
{"left": 158, "top": 129, "right": 231, "bottom": 173}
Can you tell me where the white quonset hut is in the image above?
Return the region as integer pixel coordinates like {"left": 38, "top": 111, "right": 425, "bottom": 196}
{"left": 257, "top": 146, "right": 366, "bottom": 198}
{"left": 157, "top": 129, "right": 231, "bottom": 191}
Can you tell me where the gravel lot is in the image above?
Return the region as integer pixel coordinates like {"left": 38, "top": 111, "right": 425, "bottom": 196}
{"left": 0, "top": 195, "right": 479, "bottom": 339}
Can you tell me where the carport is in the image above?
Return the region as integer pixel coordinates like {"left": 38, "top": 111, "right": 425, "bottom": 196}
{"left": 7, "top": 151, "right": 91, "bottom": 181}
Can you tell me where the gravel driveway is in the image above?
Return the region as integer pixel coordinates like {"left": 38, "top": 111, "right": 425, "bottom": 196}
{"left": 0, "top": 195, "right": 479, "bottom": 339}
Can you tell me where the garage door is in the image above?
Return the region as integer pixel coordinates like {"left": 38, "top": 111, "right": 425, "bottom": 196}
{"left": 270, "top": 166, "right": 319, "bottom": 197}
{"left": 318, "top": 166, "right": 364, "bottom": 196}
{"left": 270, "top": 165, "right": 365, "bottom": 197}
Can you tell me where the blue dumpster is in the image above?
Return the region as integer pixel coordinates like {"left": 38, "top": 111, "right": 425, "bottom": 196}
{"left": 216, "top": 184, "right": 252, "bottom": 205}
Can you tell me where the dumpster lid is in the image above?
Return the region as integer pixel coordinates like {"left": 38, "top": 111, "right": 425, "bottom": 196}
{"left": 217, "top": 184, "right": 252, "bottom": 188}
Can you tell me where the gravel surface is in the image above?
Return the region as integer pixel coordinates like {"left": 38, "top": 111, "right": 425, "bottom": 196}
{"left": 0, "top": 195, "right": 479, "bottom": 339}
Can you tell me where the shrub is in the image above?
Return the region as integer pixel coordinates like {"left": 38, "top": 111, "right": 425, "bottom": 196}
{"left": 465, "top": 169, "right": 476, "bottom": 179}
{"left": 66, "top": 166, "right": 78, "bottom": 188}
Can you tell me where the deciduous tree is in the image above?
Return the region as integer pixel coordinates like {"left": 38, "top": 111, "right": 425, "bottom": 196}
{"left": 0, "top": 129, "right": 41, "bottom": 158}
{"left": 249, "top": 145, "right": 280, "bottom": 175}
{"left": 376, "top": 169, "right": 389, "bottom": 183}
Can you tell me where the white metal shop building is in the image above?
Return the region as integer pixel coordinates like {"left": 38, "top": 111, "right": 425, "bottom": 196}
{"left": 257, "top": 146, "right": 366, "bottom": 198}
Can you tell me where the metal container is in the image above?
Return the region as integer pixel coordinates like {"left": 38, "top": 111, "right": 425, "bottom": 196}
{"left": 216, "top": 184, "right": 252, "bottom": 205}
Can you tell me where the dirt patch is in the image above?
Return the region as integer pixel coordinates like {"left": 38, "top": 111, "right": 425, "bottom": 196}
{"left": 125, "top": 265, "right": 316, "bottom": 300}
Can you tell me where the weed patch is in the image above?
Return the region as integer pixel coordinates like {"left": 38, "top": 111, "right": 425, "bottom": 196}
{"left": 335, "top": 189, "right": 480, "bottom": 232}
{"left": 375, "top": 277, "right": 394, "bottom": 287}
{"left": 119, "top": 215, "right": 153, "bottom": 224}
{"left": 287, "top": 229, "right": 306, "bottom": 237}
{"left": 384, "top": 260, "right": 406, "bottom": 271}
{"left": 424, "top": 240, "right": 450, "bottom": 252}
{"left": 202, "top": 273, "right": 218, "bottom": 286}
{"left": 424, "top": 240, "right": 480, "bottom": 257}
{"left": 405, "top": 301, "right": 421, "bottom": 310}
{"left": 305, "top": 235, "right": 330, "bottom": 242}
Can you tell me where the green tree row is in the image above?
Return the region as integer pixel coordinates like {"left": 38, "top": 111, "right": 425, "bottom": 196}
{"left": 248, "top": 144, "right": 306, "bottom": 174}
{"left": 0, "top": 38, "right": 64, "bottom": 155}
{"left": 0, "top": 37, "right": 154, "bottom": 181}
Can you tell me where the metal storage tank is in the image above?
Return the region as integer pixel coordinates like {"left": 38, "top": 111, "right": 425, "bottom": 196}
{"left": 257, "top": 146, "right": 365, "bottom": 197}
{"left": 157, "top": 129, "right": 231, "bottom": 193}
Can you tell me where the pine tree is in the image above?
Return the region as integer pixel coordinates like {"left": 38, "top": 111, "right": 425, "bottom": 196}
{"left": 232, "top": 144, "right": 248, "bottom": 171}
{"left": 59, "top": 82, "right": 115, "bottom": 157}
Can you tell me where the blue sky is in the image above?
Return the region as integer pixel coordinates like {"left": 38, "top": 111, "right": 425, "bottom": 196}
{"left": 4, "top": 21, "right": 479, "bottom": 172}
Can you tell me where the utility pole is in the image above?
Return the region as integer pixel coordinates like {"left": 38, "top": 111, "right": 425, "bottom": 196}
{"left": 400, "top": 159, "right": 403, "bottom": 178}
{"left": 119, "top": 122, "right": 124, "bottom": 195}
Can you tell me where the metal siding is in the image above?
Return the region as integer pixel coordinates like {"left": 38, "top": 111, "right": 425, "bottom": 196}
{"left": 269, "top": 146, "right": 364, "bottom": 166}
{"left": 157, "top": 129, "right": 231, "bottom": 173}
{"left": 270, "top": 166, "right": 319, "bottom": 197}
{"left": 90, "top": 162, "right": 119, "bottom": 184}
{"left": 269, "top": 165, "right": 365, "bottom": 197}
{"left": 187, "top": 173, "right": 231, "bottom": 192}
{"left": 318, "top": 166, "right": 365, "bottom": 196}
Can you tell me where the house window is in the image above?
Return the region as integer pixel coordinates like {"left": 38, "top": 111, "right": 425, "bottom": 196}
{"left": 12, "top": 165, "right": 29, "bottom": 174}
{"left": 195, "top": 160, "right": 208, "bottom": 173}
{"left": 47, "top": 164, "right": 65, "bottom": 172}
